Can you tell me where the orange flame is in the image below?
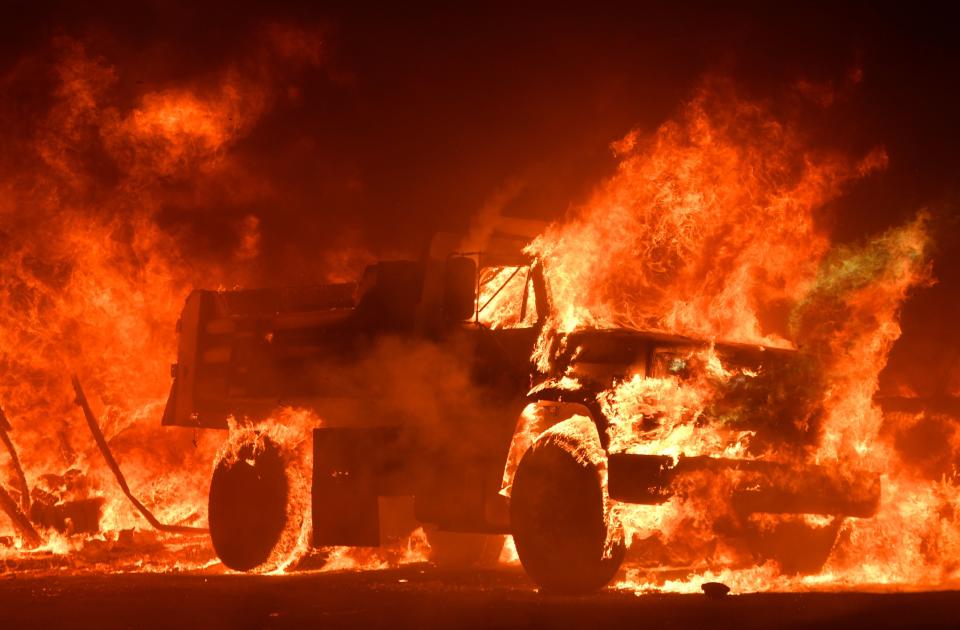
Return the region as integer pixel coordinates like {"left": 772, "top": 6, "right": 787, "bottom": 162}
{"left": 0, "top": 28, "right": 324, "bottom": 569}
{"left": 1, "top": 27, "right": 955, "bottom": 594}
{"left": 528, "top": 80, "right": 887, "bottom": 346}
{"left": 527, "top": 79, "right": 955, "bottom": 592}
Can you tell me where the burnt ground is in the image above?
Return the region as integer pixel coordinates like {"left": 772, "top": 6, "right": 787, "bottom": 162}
{"left": 1, "top": 566, "right": 959, "bottom": 629}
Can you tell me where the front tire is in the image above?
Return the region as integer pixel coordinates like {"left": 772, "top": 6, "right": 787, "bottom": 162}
{"left": 510, "top": 416, "right": 624, "bottom": 593}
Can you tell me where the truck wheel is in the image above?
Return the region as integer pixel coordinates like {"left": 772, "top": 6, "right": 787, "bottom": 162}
{"left": 510, "top": 417, "right": 624, "bottom": 593}
{"left": 209, "top": 434, "right": 292, "bottom": 571}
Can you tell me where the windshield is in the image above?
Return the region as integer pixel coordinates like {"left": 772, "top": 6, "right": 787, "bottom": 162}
{"left": 475, "top": 265, "right": 538, "bottom": 329}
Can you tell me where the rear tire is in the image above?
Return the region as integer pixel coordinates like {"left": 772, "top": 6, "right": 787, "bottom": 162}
{"left": 510, "top": 417, "right": 624, "bottom": 593}
{"left": 209, "top": 434, "right": 290, "bottom": 571}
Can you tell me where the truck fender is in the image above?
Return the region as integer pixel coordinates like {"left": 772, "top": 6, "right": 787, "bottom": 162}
{"left": 499, "top": 399, "right": 596, "bottom": 498}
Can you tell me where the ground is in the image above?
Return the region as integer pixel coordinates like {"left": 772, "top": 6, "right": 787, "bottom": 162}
{"left": 2, "top": 565, "right": 959, "bottom": 629}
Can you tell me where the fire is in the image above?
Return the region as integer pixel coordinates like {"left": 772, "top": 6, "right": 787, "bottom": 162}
{"left": 600, "top": 346, "right": 755, "bottom": 459}
{"left": 0, "top": 22, "right": 956, "bottom": 597}
{"left": 527, "top": 80, "right": 887, "bottom": 347}
{"left": 0, "top": 29, "right": 327, "bottom": 570}
{"left": 476, "top": 265, "right": 537, "bottom": 329}
{"left": 525, "top": 80, "right": 957, "bottom": 592}
{"left": 0, "top": 30, "right": 434, "bottom": 575}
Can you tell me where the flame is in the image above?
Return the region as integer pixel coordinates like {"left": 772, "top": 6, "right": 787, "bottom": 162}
{"left": 525, "top": 80, "right": 956, "bottom": 593}
{"left": 527, "top": 80, "right": 886, "bottom": 345}
{"left": 0, "top": 28, "right": 325, "bottom": 570}
{"left": 1, "top": 25, "right": 956, "bottom": 595}
{"left": 476, "top": 265, "right": 538, "bottom": 329}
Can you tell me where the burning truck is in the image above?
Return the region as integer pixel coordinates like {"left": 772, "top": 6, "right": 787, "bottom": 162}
{"left": 160, "top": 225, "right": 881, "bottom": 593}
{"left": 0, "top": 21, "right": 951, "bottom": 597}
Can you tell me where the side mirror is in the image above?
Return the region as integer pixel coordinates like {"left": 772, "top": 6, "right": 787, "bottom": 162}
{"left": 443, "top": 256, "right": 476, "bottom": 321}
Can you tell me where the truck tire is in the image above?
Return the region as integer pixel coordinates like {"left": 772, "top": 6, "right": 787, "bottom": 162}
{"left": 208, "top": 434, "right": 291, "bottom": 571}
{"left": 510, "top": 417, "right": 624, "bottom": 593}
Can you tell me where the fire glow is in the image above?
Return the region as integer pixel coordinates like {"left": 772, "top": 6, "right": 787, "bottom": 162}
{"left": 1, "top": 27, "right": 958, "bottom": 597}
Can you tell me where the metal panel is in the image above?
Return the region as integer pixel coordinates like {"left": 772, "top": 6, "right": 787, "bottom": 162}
{"left": 608, "top": 452, "right": 881, "bottom": 517}
{"left": 312, "top": 427, "right": 412, "bottom": 547}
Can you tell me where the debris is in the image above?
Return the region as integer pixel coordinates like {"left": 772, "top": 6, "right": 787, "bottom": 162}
{"left": 701, "top": 582, "right": 731, "bottom": 598}
{"left": 71, "top": 375, "right": 208, "bottom": 535}
{"left": 0, "top": 484, "right": 41, "bottom": 547}
{"left": 29, "top": 497, "right": 104, "bottom": 534}
{"left": 0, "top": 405, "right": 31, "bottom": 512}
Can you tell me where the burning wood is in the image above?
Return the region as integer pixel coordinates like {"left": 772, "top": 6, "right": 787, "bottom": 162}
{"left": 0, "top": 484, "right": 40, "bottom": 549}
{"left": 0, "top": 406, "right": 41, "bottom": 547}
{"left": 71, "top": 376, "right": 207, "bottom": 536}
{"left": 0, "top": 406, "right": 31, "bottom": 514}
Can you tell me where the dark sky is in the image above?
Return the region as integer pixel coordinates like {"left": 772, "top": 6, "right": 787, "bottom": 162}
{"left": 2, "top": 1, "right": 959, "bottom": 391}
{"left": 4, "top": 2, "right": 956, "bottom": 241}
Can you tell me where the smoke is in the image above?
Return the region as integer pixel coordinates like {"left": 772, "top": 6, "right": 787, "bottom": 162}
{"left": 459, "top": 179, "right": 526, "bottom": 252}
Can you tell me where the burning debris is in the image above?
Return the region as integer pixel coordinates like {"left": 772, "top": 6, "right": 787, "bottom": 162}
{"left": 72, "top": 376, "right": 207, "bottom": 536}
{"left": 0, "top": 406, "right": 40, "bottom": 547}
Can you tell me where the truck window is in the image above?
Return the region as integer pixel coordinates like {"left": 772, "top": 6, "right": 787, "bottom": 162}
{"left": 476, "top": 265, "right": 538, "bottom": 328}
{"left": 650, "top": 349, "right": 694, "bottom": 380}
